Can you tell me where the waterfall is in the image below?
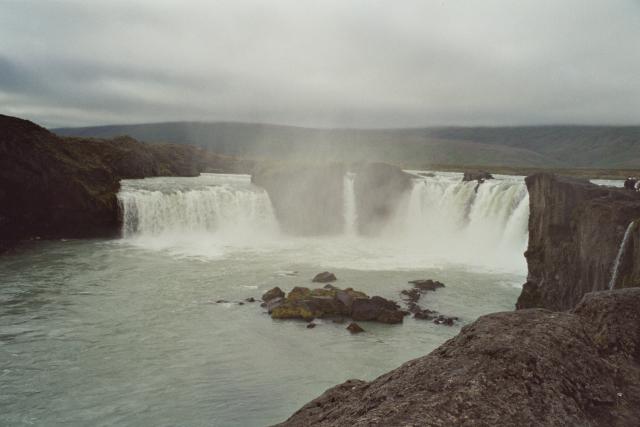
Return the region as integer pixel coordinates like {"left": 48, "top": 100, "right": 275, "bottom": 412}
{"left": 399, "top": 173, "right": 529, "bottom": 269}
{"left": 117, "top": 174, "right": 278, "bottom": 240}
{"left": 116, "top": 171, "right": 529, "bottom": 269}
{"left": 608, "top": 221, "right": 636, "bottom": 290}
{"left": 343, "top": 173, "right": 357, "bottom": 235}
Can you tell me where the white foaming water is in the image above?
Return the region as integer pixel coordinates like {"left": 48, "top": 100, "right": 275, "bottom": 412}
{"left": 591, "top": 179, "right": 624, "bottom": 188}
{"left": 609, "top": 220, "right": 636, "bottom": 290}
{"left": 117, "top": 172, "right": 529, "bottom": 273}
{"left": 394, "top": 172, "right": 529, "bottom": 271}
{"left": 118, "top": 174, "right": 279, "bottom": 254}
{"left": 343, "top": 172, "right": 357, "bottom": 236}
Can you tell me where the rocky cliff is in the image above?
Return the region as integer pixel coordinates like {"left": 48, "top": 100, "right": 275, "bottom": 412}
{"left": 0, "top": 114, "right": 251, "bottom": 250}
{"left": 353, "top": 163, "right": 412, "bottom": 235}
{"left": 251, "top": 163, "right": 346, "bottom": 235}
{"left": 276, "top": 288, "right": 640, "bottom": 426}
{"left": 251, "top": 162, "right": 411, "bottom": 236}
{"left": 517, "top": 173, "right": 640, "bottom": 311}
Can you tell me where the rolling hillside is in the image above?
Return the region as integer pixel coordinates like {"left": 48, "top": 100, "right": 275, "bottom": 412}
{"left": 54, "top": 122, "right": 640, "bottom": 169}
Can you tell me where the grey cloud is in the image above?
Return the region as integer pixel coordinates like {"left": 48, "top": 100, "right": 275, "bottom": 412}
{"left": 0, "top": 0, "right": 639, "bottom": 128}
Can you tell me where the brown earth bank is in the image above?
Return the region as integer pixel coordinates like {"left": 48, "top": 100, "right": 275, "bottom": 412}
{"left": 517, "top": 173, "right": 640, "bottom": 311}
{"left": 275, "top": 288, "right": 640, "bottom": 427}
{"left": 0, "top": 114, "right": 253, "bottom": 251}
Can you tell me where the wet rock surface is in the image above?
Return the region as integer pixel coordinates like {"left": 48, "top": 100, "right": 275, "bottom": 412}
{"left": 311, "top": 271, "right": 337, "bottom": 283}
{"left": 408, "top": 279, "right": 445, "bottom": 291}
{"left": 261, "top": 287, "right": 285, "bottom": 304}
{"left": 462, "top": 170, "right": 494, "bottom": 182}
{"left": 346, "top": 322, "right": 364, "bottom": 334}
{"left": 263, "top": 285, "right": 404, "bottom": 325}
{"left": 400, "top": 279, "right": 456, "bottom": 326}
{"left": 275, "top": 289, "right": 640, "bottom": 426}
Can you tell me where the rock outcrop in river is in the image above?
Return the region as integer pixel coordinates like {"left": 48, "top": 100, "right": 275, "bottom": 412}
{"left": 0, "top": 114, "right": 251, "bottom": 251}
{"left": 517, "top": 173, "right": 640, "bottom": 311}
{"left": 262, "top": 285, "right": 405, "bottom": 324}
{"left": 276, "top": 288, "right": 640, "bottom": 426}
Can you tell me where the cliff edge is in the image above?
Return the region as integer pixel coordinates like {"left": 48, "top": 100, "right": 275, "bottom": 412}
{"left": 276, "top": 288, "right": 640, "bottom": 426}
{"left": 517, "top": 173, "right": 640, "bottom": 311}
{"left": 0, "top": 114, "right": 251, "bottom": 250}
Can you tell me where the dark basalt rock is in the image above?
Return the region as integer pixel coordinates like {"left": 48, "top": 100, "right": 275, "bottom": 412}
{"left": 270, "top": 286, "right": 368, "bottom": 321}
{"left": 0, "top": 114, "right": 253, "bottom": 249}
{"left": 402, "top": 279, "right": 452, "bottom": 323}
{"left": 400, "top": 288, "right": 421, "bottom": 303}
{"left": 251, "top": 163, "right": 346, "bottom": 235}
{"left": 245, "top": 297, "right": 256, "bottom": 303}
{"left": 462, "top": 170, "right": 494, "bottom": 182}
{"left": 265, "top": 297, "right": 285, "bottom": 314}
{"left": 275, "top": 289, "right": 640, "bottom": 426}
{"left": 346, "top": 323, "right": 364, "bottom": 334}
{"left": 409, "top": 279, "right": 445, "bottom": 291}
{"left": 265, "top": 285, "right": 404, "bottom": 325}
{"left": 306, "top": 322, "right": 316, "bottom": 329}
{"left": 518, "top": 173, "right": 640, "bottom": 311}
{"left": 351, "top": 296, "right": 403, "bottom": 324}
{"left": 353, "top": 163, "right": 412, "bottom": 236}
{"left": 433, "top": 315, "right": 458, "bottom": 326}
{"left": 262, "top": 287, "right": 285, "bottom": 304}
{"left": 413, "top": 308, "right": 438, "bottom": 320}
{"left": 312, "top": 271, "right": 337, "bottom": 283}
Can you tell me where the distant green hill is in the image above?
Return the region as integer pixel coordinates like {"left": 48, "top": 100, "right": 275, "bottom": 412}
{"left": 53, "top": 122, "right": 640, "bottom": 169}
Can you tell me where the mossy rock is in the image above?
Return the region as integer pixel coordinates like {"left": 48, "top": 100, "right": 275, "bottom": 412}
{"left": 287, "top": 287, "right": 312, "bottom": 301}
{"left": 271, "top": 302, "right": 321, "bottom": 321}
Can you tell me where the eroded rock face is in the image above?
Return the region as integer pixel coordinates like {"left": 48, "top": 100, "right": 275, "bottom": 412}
{"left": 353, "top": 163, "right": 412, "bottom": 235}
{"left": 517, "top": 173, "right": 640, "bottom": 311}
{"left": 251, "top": 163, "right": 346, "bottom": 235}
{"left": 0, "top": 114, "right": 252, "bottom": 250}
{"left": 462, "top": 170, "right": 494, "bottom": 182}
{"left": 275, "top": 289, "right": 640, "bottom": 426}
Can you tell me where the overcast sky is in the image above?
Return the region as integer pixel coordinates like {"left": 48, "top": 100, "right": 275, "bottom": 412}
{"left": 1, "top": 0, "right": 639, "bottom": 128}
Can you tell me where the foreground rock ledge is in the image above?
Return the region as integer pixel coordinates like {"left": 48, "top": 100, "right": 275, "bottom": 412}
{"left": 274, "top": 289, "right": 640, "bottom": 426}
